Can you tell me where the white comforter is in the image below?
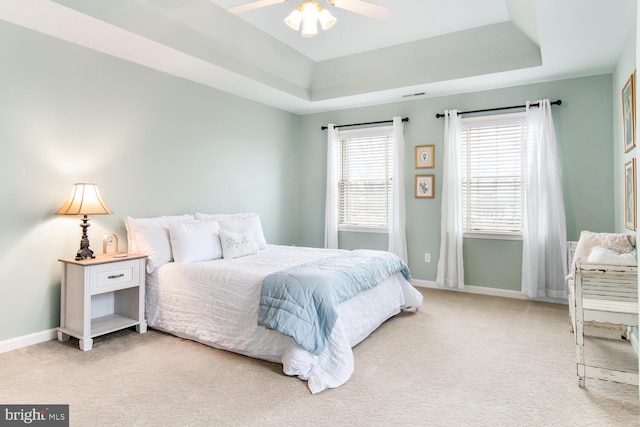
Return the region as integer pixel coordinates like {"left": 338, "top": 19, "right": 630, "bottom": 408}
{"left": 146, "top": 245, "right": 423, "bottom": 393}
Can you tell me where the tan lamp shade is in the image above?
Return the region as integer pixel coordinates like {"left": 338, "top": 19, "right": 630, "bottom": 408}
{"left": 56, "top": 183, "right": 112, "bottom": 216}
{"left": 56, "top": 183, "right": 112, "bottom": 260}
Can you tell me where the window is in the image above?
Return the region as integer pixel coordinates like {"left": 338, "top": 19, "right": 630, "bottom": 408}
{"left": 338, "top": 126, "right": 393, "bottom": 232}
{"left": 460, "top": 113, "right": 525, "bottom": 237}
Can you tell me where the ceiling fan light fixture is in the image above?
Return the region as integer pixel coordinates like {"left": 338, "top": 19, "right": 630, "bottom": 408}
{"left": 286, "top": 0, "right": 335, "bottom": 37}
{"left": 299, "top": 0, "right": 319, "bottom": 37}
{"left": 285, "top": 9, "right": 302, "bottom": 30}
{"left": 229, "top": 0, "right": 390, "bottom": 36}
{"left": 318, "top": 8, "right": 336, "bottom": 30}
{"left": 301, "top": 19, "right": 318, "bottom": 37}
{"left": 300, "top": 1, "right": 319, "bottom": 22}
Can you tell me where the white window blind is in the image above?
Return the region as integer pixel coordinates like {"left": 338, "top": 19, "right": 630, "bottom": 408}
{"left": 338, "top": 126, "right": 393, "bottom": 231}
{"left": 461, "top": 113, "right": 525, "bottom": 236}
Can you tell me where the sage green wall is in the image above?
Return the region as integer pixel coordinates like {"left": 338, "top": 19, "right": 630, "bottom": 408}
{"left": 298, "top": 75, "right": 615, "bottom": 289}
{"left": 0, "top": 21, "right": 300, "bottom": 341}
{"left": 614, "top": 26, "right": 637, "bottom": 233}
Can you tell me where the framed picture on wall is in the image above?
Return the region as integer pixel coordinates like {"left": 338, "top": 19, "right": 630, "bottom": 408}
{"left": 415, "top": 145, "right": 435, "bottom": 168}
{"left": 415, "top": 174, "right": 435, "bottom": 198}
{"left": 622, "top": 72, "right": 636, "bottom": 152}
{"left": 624, "top": 158, "right": 636, "bottom": 230}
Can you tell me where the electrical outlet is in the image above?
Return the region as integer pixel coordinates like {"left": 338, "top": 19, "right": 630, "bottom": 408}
{"left": 424, "top": 253, "right": 431, "bottom": 263}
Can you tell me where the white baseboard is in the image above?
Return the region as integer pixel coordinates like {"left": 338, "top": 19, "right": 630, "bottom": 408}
{"left": 412, "top": 279, "right": 567, "bottom": 304}
{"left": 0, "top": 328, "right": 57, "bottom": 354}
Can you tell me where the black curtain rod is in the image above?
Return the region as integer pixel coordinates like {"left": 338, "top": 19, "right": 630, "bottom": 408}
{"left": 321, "top": 117, "right": 409, "bottom": 130}
{"left": 435, "top": 100, "right": 562, "bottom": 118}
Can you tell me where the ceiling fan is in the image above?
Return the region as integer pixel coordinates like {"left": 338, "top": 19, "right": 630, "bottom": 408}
{"left": 226, "top": 0, "right": 391, "bottom": 37}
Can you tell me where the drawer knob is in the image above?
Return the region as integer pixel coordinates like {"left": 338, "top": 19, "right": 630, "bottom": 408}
{"left": 107, "top": 273, "right": 125, "bottom": 279}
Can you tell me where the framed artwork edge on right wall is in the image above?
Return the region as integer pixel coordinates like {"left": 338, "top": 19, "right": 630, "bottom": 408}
{"left": 622, "top": 71, "right": 636, "bottom": 153}
{"left": 624, "top": 158, "right": 636, "bottom": 231}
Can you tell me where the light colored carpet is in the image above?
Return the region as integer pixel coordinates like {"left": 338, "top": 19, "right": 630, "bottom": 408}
{"left": 0, "top": 288, "right": 637, "bottom": 426}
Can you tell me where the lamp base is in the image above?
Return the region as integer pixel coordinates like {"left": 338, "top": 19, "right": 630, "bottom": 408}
{"left": 75, "top": 215, "right": 96, "bottom": 261}
{"left": 75, "top": 247, "right": 95, "bottom": 261}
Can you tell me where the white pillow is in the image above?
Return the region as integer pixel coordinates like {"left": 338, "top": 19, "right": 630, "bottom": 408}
{"left": 131, "top": 222, "right": 173, "bottom": 273}
{"left": 125, "top": 214, "right": 194, "bottom": 252}
{"left": 218, "top": 213, "right": 267, "bottom": 250}
{"left": 587, "top": 246, "right": 637, "bottom": 266}
{"left": 219, "top": 229, "right": 259, "bottom": 259}
{"left": 124, "top": 214, "right": 194, "bottom": 272}
{"left": 169, "top": 220, "right": 223, "bottom": 263}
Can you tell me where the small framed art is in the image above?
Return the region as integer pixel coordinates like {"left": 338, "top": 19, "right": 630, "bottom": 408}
{"left": 622, "top": 72, "right": 636, "bottom": 152}
{"left": 624, "top": 158, "right": 636, "bottom": 230}
{"left": 415, "top": 145, "right": 435, "bottom": 168}
{"left": 415, "top": 174, "right": 434, "bottom": 198}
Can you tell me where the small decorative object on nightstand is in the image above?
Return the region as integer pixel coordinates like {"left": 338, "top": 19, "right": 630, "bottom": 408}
{"left": 102, "top": 233, "right": 120, "bottom": 254}
{"left": 57, "top": 253, "right": 147, "bottom": 351}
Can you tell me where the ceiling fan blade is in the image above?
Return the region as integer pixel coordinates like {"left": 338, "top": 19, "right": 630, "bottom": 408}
{"left": 227, "top": 0, "right": 288, "bottom": 14}
{"left": 330, "top": 0, "right": 390, "bottom": 20}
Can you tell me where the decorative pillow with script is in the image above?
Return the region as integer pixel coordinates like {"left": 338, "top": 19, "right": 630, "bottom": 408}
{"left": 218, "top": 229, "right": 259, "bottom": 259}
{"left": 218, "top": 213, "right": 267, "bottom": 250}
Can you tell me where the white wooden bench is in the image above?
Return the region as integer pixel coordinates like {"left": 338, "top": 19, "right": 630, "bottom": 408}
{"left": 571, "top": 260, "right": 638, "bottom": 387}
{"left": 568, "top": 241, "right": 631, "bottom": 337}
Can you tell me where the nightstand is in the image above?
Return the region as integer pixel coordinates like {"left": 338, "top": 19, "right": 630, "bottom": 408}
{"left": 57, "top": 253, "right": 147, "bottom": 351}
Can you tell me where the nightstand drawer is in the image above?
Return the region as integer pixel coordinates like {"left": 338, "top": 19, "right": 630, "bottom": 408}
{"left": 90, "top": 259, "right": 141, "bottom": 294}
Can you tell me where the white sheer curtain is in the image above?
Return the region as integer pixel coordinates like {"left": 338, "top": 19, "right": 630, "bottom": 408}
{"left": 324, "top": 124, "right": 339, "bottom": 249}
{"left": 389, "top": 116, "right": 408, "bottom": 262}
{"left": 521, "top": 99, "right": 567, "bottom": 299}
{"left": 436, "top": 110, "right": 464, "bottom": 289}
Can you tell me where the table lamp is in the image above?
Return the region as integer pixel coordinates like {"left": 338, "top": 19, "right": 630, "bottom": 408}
{"left": 56, "top": 183, "right": 113, "bottom": 260}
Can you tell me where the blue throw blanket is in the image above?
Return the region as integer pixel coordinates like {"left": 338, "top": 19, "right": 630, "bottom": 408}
{"left": 258, "top": 249, "right": 411, "bottom": 355}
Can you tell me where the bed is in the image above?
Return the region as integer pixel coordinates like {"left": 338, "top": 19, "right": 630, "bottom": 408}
{"left": 125, "top": 213, "right": 423, "bottom": 393}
